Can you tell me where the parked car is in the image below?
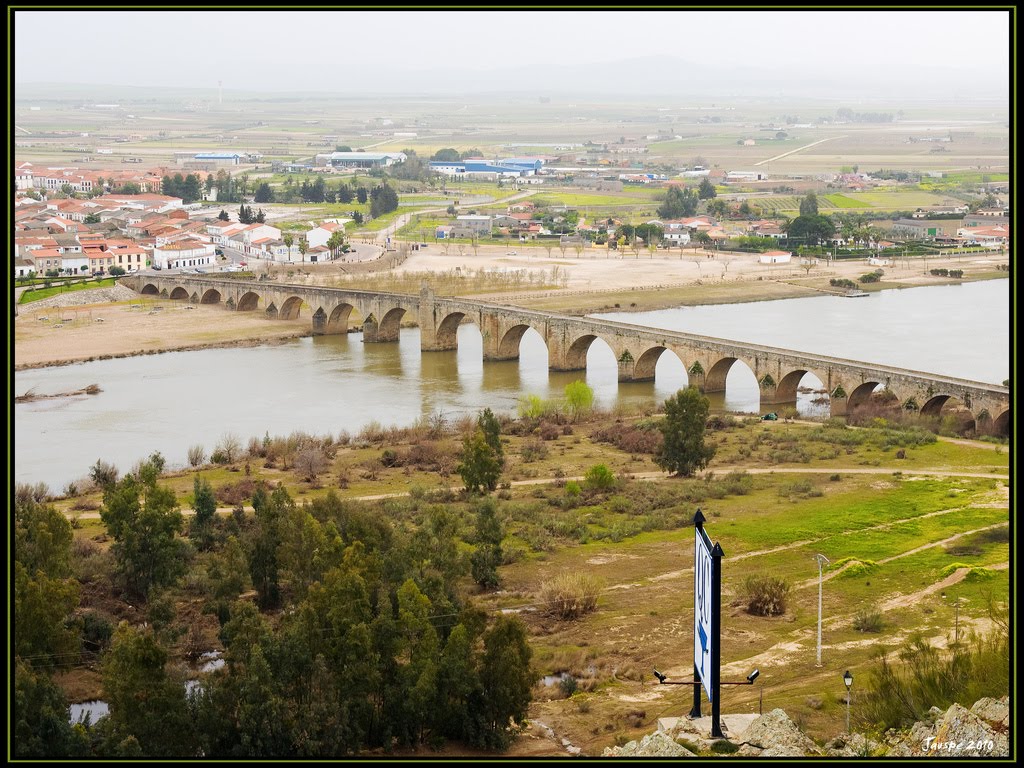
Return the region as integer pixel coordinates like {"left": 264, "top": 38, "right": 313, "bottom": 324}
{"left": 761, "top": 412, "right": 778, "bottom": 421}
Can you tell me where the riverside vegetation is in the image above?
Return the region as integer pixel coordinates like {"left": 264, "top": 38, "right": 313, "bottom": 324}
{"left": 14, "top": 388, "right": 1009, "bottom": 757}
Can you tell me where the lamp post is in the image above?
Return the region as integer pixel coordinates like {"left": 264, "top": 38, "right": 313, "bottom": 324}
{"left": 843, "top": 670, "right": 853, "bottom": 733}
{"left": 815, "top": 554, "right": 830, "bottom": 667}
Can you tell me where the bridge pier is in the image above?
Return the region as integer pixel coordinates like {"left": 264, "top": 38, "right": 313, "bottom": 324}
{"left": 265, "top": 303, "right": 278, "bottom": 319}
{"left": 362, "top": 317, "right": 399, "bottom": 344}
{"left": 312, "top": 308, "right": 327, "bottom": 335}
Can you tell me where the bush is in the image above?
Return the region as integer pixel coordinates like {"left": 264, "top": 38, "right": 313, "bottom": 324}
{"left": 742, "top": 573, "right": 790, "bottom": 616}
{"left": 538, "top": 572, "right": 603, "bottom": 620}
{"left": 187, "top": 444, "right": 206, "bottom": 467}
{"left": 584, "top": 464, "right": 616, "bottom": 491}
{"left": 861, "top": 603, "right": 1008, "bottom": 730}
{"left": 853, "top": 608, "right": 885, "bottom": 633}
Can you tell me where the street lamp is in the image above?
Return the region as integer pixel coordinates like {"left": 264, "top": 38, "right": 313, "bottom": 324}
{"left": 815, "top": 554, "right": 830, "bottom": 666}
{"left": 843, "top": 670, "right": 853, "bottom": 733}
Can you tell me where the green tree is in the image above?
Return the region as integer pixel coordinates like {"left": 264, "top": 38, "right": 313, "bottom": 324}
{"left": 431, "top": 148, "right": 461, "bottom": 162}
{"left": 249, "top": 487, "right": 291, "bottom": 610}
{"left": 253, "top": 182, "right": 274, "bottom": 203}
{"left": 298, "top": 236, "right": 309, "bottom": 262}
{"left": 477, "top": 615, "right": 536, "bottom": 749}
{"left": 182, "top": 173, "right": 202, "bottom": 204}
{"left": 99, "top": 623, "right": 193, "bottom": 757}
{"left": 84, "top": 213, "right": 101, "bottom": 224}
{"left": 470, "top": 498, "right": 503, "bottom": 590}
{"left": 369, "top": 183, "right": 399, "bottom": 218}
{"left": 658, "top": 185, "right": 699, "bottom": 219}
{"left": 99, "top": 464, "right": 184, "bottom": 600}
{"left": 14, "top": 660, "right": 89, "bottom": 757}
{"left": 786, "top": 214, "right": 836, "bottom": 245}
{"left": 477, "top": 408, "right": 503, "bottom": 464}
{"left": 326, "top": 230, "right": 345, "bottom": 259}
{"left": 356, "top": 187, "right": 368, "bottom": 205}
{"left": 698, "top": 177, "right": 717, "bottom": 200}
{"left": 218, "top": 209, "right": 230, "bottom": 221}
{"left": 655, "top": 387, "right": 717, "bottom": 477}
{"left": 457, "top": 429, "right": 502, "bottom": 494}
{"left": 190, "top": 475, "right": 217, "bottom": 547}
{"left": 14, "top": 561, "right": 79, "bottom": 667}
{"left": 108, "top": 266, "right": 126, "bottom": 277}
{"left": 799, "top": 192, "right": 819, "bottom": 216}
{"left": 564, "top": 380, "right": 594, "bottom": 422}
{"left": 282, "top": 232, "right": 294, "bottom": 260}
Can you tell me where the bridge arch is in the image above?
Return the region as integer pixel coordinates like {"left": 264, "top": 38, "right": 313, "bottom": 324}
{"left": 846, "top": 381, "right": 883, "bottom": 412}
{"left": 169, "top": 286, "right": 189, "bottom": 300}
{"left": 633, "top": 345, "right": 684, "bottom": 382}
{"left": 497, "top": 323, "right": 536, "bottom": 359}
{"left": 325, "top": 302, "right": 356, "bottom": 334}
{"left": 280, "top": 296, "right": 304, "bottom": 321}
{"left": 704, "top": 356, "right": 739, "bottom": 393}
{"left": 379, "top": 307, "right": 407, "bottom": 341}
{"left": 200, "top": 288, "right": 221, "bottom": 305}
{"left": 435, "top": 311, "right": 466, "bottom": 349}
{"left": 563, "top": 334, "right": 599, "bottom": 370}
{"left": 140, "top": 283, "right": 159, "bottom": 295}
{"left": 991, "top": 409, "right": 1010, "bottom": 437}
{"left": 237, "top": 291, "right": 261, "bottom": 311}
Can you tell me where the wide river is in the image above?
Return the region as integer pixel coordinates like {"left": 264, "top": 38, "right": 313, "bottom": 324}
{"left": 14, "top": 280, "right": 1009, "bottom": 490}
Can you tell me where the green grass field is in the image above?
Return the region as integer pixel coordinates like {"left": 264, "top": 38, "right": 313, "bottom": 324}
{"left": 19, "top": 278, "right": 117, "bottom": 304}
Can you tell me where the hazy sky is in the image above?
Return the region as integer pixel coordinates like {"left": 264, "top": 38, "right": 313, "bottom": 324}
{"left": 13, "top": 9, "right": 1012, "bottom": 95}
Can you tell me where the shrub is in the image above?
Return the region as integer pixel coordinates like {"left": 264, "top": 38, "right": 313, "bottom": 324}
{"left": 861, "top": 603, "right": 1008, "bottom": 730}
{"left": 853, "top": 608, "right": 885, "bottom": 633}
{"left": 742, "top": 573, "right": 790, "bottom": 616}
{"left": 584, "top": 464, "right": 616, "bottom": 491}
{"left": 187, "top": 444, "right": 206, "bottom": 467}
{"left": 520, "top": 438, "right": 549, "bottom": 463}
{"left": 538, "top": 572, "right": 603, "bottom": 619}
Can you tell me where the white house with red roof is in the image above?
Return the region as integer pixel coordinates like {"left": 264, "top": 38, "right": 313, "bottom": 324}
{"left": 305, "top": 220, "right": 349, "bottom": 250}
{"left": 152, "top": 238, "right": 216, "bottom": 269}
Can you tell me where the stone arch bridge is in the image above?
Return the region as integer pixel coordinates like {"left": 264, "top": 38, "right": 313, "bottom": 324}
{"left": 124, "top": 276, "right": 1010, "bottom": 434}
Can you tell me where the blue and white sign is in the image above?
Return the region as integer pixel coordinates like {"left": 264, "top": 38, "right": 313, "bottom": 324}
{"left": 694, "top": 525, "right": 714, "bottom": 702}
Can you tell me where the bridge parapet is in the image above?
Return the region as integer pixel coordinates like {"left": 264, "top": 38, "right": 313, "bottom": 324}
{"left": 124, "top": 277, "right": 1009, "bottom": 431}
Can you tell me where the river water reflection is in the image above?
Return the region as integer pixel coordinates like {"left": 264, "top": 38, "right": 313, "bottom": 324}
{"left": 14, "top": 280, "right": 1008, "bottom": 489}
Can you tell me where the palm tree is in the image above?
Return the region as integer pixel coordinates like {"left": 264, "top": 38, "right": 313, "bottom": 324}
{"left": 283, "top": 232, "right": 294, "bottom": 262}
{"left": 327, "top": 231, "right": 345, "bottom": 260}
{"left": 298, "top": 237, "right": 308, "bottom": 263}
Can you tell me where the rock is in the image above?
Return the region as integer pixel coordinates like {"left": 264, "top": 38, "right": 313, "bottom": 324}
{"left": 971, "top": 696, "right": 1009, "bottom": 729}
{"left": 604, "top": 731, "right": 695, "bottom": 757}
{"left": 739, "top": 708, "right": 821, "bottom": 757}
{"left": 884, "top": 697, "right": 1009, "bottom": 757}
{"left": 931, "top": 702, "right": 1008, "bottom": 757}
{"left": 824, "top": 733, "right": 881, "bottom": 757}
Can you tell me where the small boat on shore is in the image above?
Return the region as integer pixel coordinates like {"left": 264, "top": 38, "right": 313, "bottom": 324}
{"left": 844, "top": 289, "right": 869, "bottom": 298}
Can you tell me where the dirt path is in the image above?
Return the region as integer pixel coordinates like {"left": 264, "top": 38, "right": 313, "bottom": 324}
{"left": 62, "top": 465, "right": 1008, "bottom": 521}
{"left": 755, "top": 135, "right": 846, "bottom": 166}
{"left": 879, "top": 561, "right": 1009, "bottom": 612}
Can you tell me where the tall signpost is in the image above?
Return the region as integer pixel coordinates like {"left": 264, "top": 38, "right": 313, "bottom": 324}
{"left": 690, "top": 509, "right": 725, "bottom": 738}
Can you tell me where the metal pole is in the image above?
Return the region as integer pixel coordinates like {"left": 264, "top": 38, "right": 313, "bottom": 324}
{"left": 846, "top": 690, "right": 851, "bottom": 733}
{"left": 711, "top": 542, "right": 724, "bottom": 739}
{"left": 815, "top": 554, "right": 829, "bottom": 667}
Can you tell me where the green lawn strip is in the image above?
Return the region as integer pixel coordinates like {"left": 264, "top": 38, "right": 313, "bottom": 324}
{"left": 743, "top": 506, "right": 1007, "bottom": 581}
{"left": 705, "top": 476, "right": 999, "bottom": 550}
{"left": 19, "top": 278, "right": 117, "bottom": 304}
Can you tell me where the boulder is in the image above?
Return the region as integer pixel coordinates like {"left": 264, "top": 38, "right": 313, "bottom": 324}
{"left": 738, "top": 708, "right": 821, "bottom": 757}
{"left": 603, "top": 731, "right": 696, "bottom": 757}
